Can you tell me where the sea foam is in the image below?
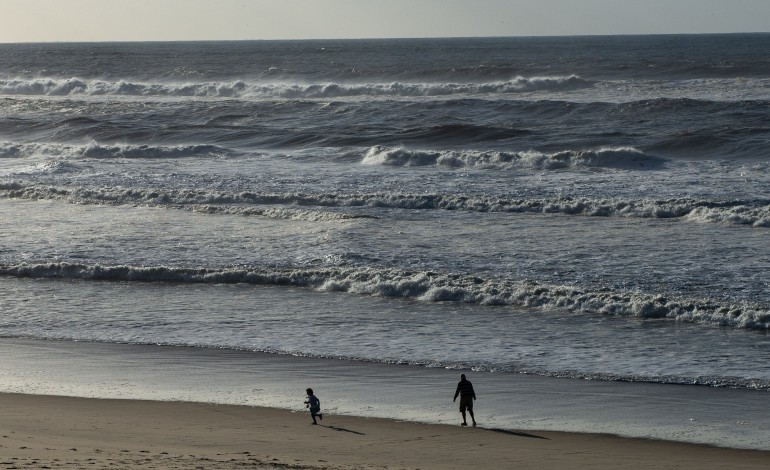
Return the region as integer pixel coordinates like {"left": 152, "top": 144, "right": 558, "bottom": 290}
{"left": 1, "top": 262, "right": 767, "bottom": 330}
{"left": 3, "top": 182, "right": 769, "bottom": 227}
{"left": 361, "top": 145, "right": 665, "bottom": 170}
{"left": 0, "top": 141, "right": 235, "bottom": 160}
{"left": 0, "top": 75, "right": 590, "bottom": 99}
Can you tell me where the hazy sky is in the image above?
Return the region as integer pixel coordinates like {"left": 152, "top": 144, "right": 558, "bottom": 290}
{"left": 2, "top": 0, "right": 769, "bottom": 43}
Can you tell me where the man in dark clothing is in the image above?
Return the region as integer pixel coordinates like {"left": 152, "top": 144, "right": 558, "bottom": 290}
{"left": 453, "top": 373, "right": 477, "bottom": 427}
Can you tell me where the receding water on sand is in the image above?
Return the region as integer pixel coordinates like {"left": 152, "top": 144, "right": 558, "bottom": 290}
{"left": 1, "top": 338, "right": 767, "bottom": 450}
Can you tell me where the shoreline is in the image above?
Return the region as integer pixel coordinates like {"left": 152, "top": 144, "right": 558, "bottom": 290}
{"left": 2, "top": 337, "right": 769, "bottom": 452}
{"left": 2, "top": 392, "right": 769, "bottom": 470}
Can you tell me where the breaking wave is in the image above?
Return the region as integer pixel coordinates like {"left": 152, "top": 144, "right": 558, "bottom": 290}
{"left": 189, "top": 205, "right": 376, "bottom": 222}
{"left": 0, "top": 141, "right": 235, "bottom": 160}
{"left": 3, "top": 182, "right": 769, "bottom": 227}
{"left": 0, "top": 75, "right": 591, "bottom": 99}
{"left": 2, "top": 262, "right": 768, "bottom": 331}
{"left": 361, "top": 145, "right": 666, "bottom": 170}
{"left": 2, "top": 141, "right": 665, "bottom": 171}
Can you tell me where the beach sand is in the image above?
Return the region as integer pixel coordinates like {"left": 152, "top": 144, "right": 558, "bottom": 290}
{"left": 1, "top": 393, "right": 767, "bottom": 470}
{"left": 3, "top": 337, "right": 770, "bottom": 456}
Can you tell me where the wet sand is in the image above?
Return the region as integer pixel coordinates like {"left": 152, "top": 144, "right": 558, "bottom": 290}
{"left": 1, "top": 393, "right": 768, "bottom": 469}
{"left": 2, "top": 338, "right": 769, "bottom": 452}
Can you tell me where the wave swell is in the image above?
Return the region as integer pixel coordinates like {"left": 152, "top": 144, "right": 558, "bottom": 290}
{"left": 3, "top": 182, "right": 769, "bottom": 227}
{"left": 2, "top": 141, "right": 665, "bottom": 171}
{"left": 361, "top": 145, "right": 666, "bottom": 170}
{"left": 0, "top": 141, "right": 235, "bottom": 160}
{"left": 2, "top": 262, "right": 768, "bottom": 331}
{"left": 0, "top": 75, "right": 591, "bottom": 99}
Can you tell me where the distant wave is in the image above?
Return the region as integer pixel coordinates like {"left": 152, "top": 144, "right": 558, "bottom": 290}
{"left": 3, "top": 141, "right": 666, "bottom": 170}
{"left": 2, "top": 182, "right": 770, "bottom": 227}
{"left": 0, "top": 75, "right": 591, "bottom": 99}
{"left": 0, "top": 141, "right": 235, "bottom": 160}
{"left": 2, "top": 262, "right": 767, "bottom": 331}
{"left": 361, "top": 145, "right": 666, "bottom": 170}
{"left": 190, "top": 205, "right": 377, "bottom": 222}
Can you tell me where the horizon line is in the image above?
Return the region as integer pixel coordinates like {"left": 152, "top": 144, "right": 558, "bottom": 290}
{"left": 1, "top": 31, "right": 768, "bottom": 45}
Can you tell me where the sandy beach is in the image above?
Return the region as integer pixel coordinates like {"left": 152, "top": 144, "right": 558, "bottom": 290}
{"left": 0, "top": 393, "right": 767, "bottom": 470}
{"left": 2, "top": 23, "right": 770, "bottom": 470}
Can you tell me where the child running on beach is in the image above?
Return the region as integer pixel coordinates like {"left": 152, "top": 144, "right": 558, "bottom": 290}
{"left": 304, "top": 388, "right": 323, "bottom": 425}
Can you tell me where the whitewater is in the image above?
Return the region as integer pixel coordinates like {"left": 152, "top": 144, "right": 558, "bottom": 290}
{"left": 0, "top": 34, "right": 768, "bottom": 448}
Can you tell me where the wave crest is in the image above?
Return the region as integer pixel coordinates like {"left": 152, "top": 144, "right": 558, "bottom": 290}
{"left": 361, "top": 145, "right": 665, "bottom": 170}
{"left": 3, "top": 182, "right": 770, "bottom": 227}
{"left": 0, "top": 75, "right": 591, "bottom": 99}
{"left": 2, "top": 262, "right": 767, "bottom": 330}
{"left": 0, "top": 141, "right": 234, "bottom": 160}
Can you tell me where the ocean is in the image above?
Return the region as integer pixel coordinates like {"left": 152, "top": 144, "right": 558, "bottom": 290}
{"left": 0, "top": 34, "right": 768, "bottom": 449}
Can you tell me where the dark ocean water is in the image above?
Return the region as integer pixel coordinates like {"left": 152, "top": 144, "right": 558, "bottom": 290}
{"left": 1, "top": 35, "right": 769, "bottom": 394}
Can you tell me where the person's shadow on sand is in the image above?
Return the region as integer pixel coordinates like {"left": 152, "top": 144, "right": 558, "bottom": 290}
{"left": 319, "top": 425, "right": 366, "bottom": 435}
{"left": 487, "top": 428, "right": 549, "bottom": 440}
{"left": 314, "top": 425, "right": 545, "bottom": 440}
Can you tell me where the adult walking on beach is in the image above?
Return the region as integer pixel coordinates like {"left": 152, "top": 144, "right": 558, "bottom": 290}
{"left": 453, "top": 373, "right": 477, "bottom": 427}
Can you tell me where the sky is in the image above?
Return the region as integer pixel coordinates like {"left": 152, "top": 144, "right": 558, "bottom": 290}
{"left": 1, "top": 0, "right": 769, "bottom": 43}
